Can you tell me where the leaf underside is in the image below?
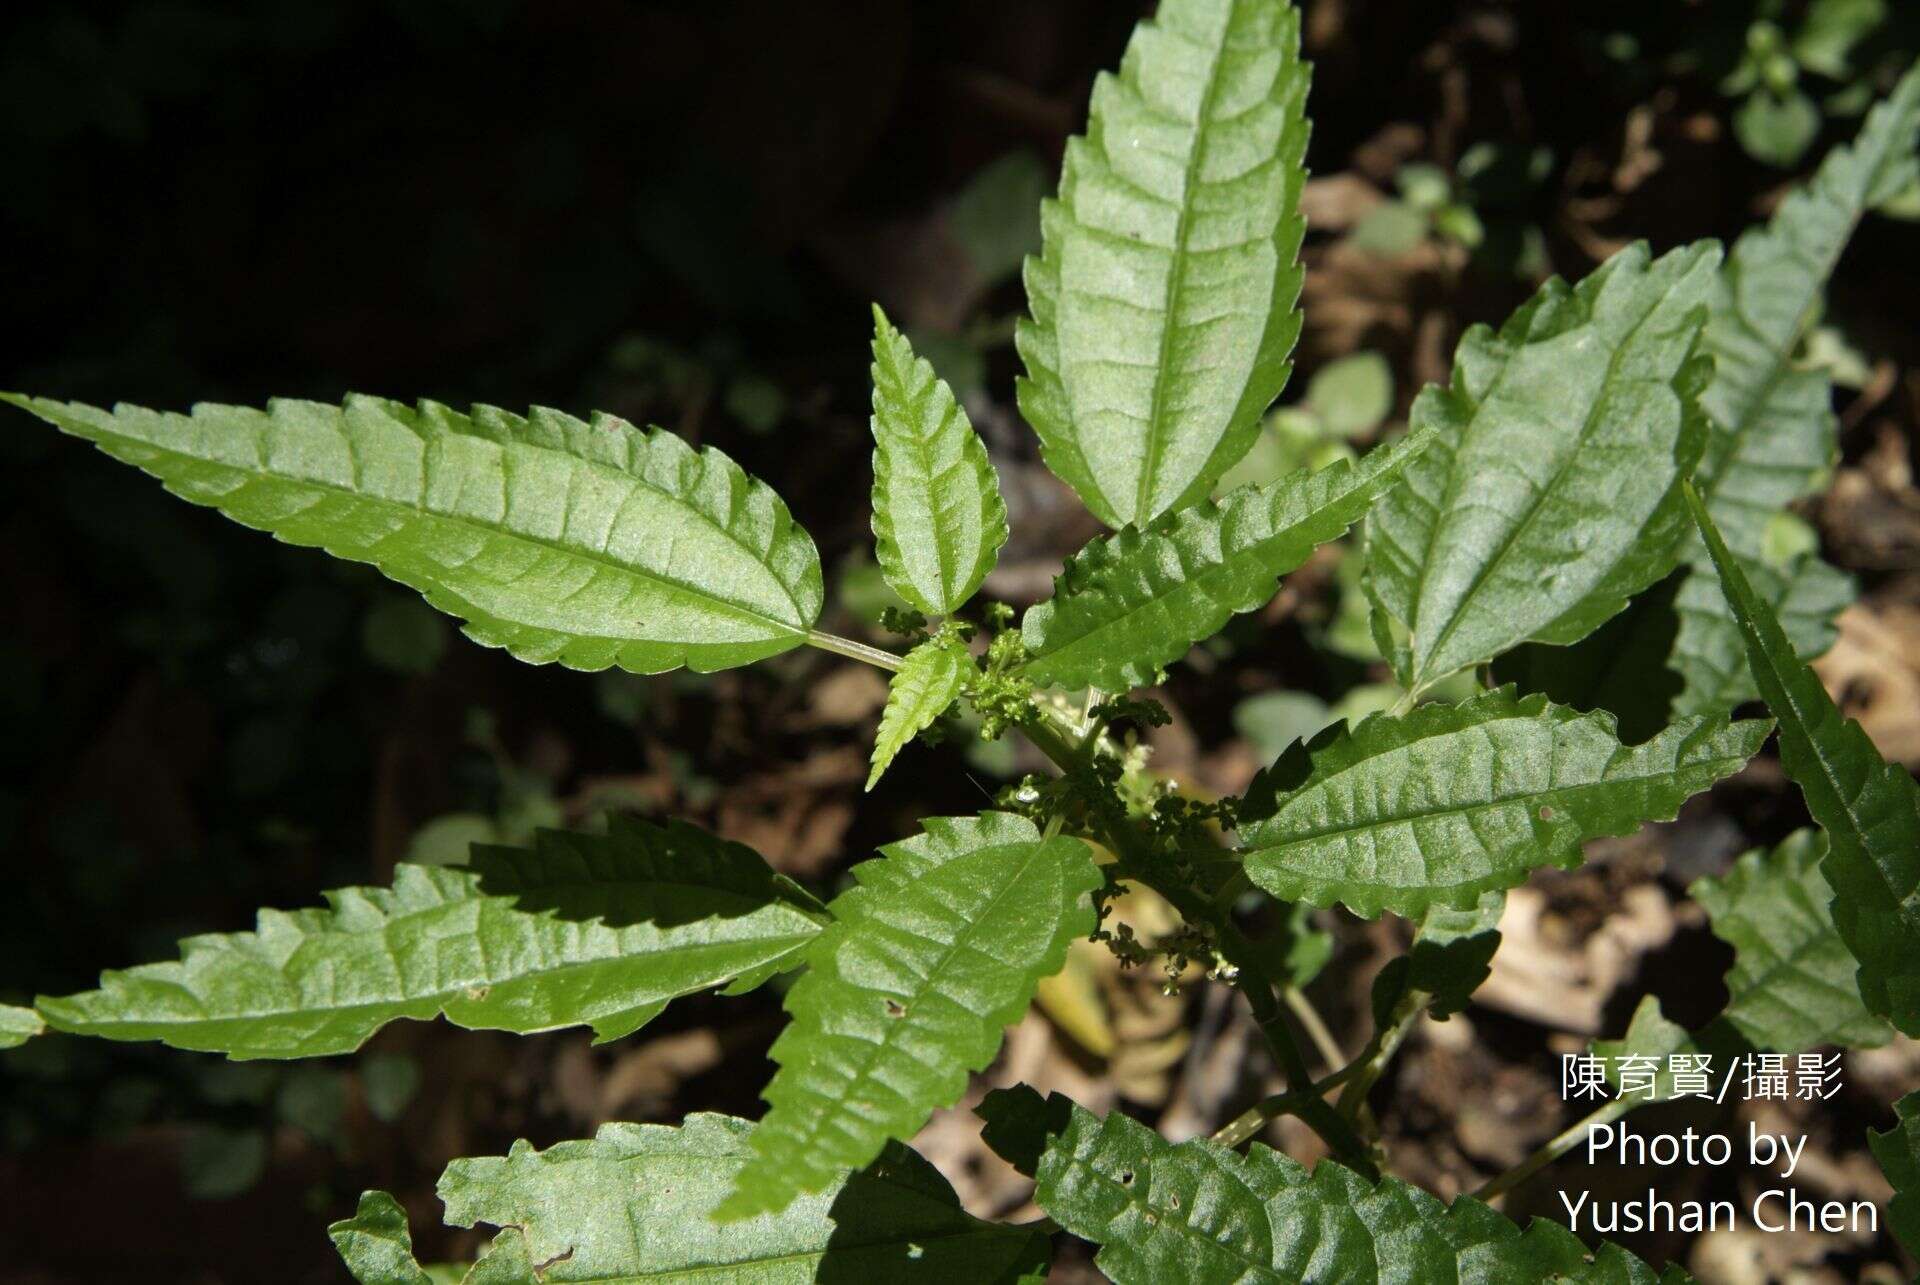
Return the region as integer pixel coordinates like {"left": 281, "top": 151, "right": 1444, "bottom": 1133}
{"left": 1236, "top": 686, "right": 1767, "bottom": 919}
{"left": 1364, "top": 241, "right": 1721, "bottom": 692}
{"left": 1692, "top": 829, "right": 1890, "bottom": 1054}
{"left": 333, "top": 1117, "right": 1048, "bottom": 1284}
{"left": 868, "top": 636, "right": 971, "bottom": 789}
{"left": 1020, "top": 427, "right": 1431, "bottom": 691}
{"left": 1689, "top": 488, "right": 1920, "bottom": 1037}
{"left": 37, "top": 818, "right": 827, "bottom": 1059}
{"left": 1671, "top": 65, "right": 1920, "bottom": 713}
{"left": 718, "top": 813, "right": 1102, "bottom": 1221}
{"left": 1, "top": 393, "right": 823, "bottom": 674}
{"left": 1018, "top": 0, "right": 1312, "bottom": 528}
{"left": 869, "top": 307, "right": 1009, "bottom": 617}
{"left": 330, "top": 1192, "right": 437, "bottom": 1285}
{"left": 977, "top": 1087, "right": 1686, "bottom": 1284}
{"left": 433, "top": 1115, "right": 1049, "bottom": 1284}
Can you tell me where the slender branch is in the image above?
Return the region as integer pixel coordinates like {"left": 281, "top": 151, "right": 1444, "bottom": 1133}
{"left": 803, "top": 628, "right": 904, "bottom": 671}
{"left": 1472, "top": 1097, "right": 1636, "bottom": 1203}
{"left": 1337, "top": 989, "right": 1425, "bottom": 1128}
{"left": 1283, "top": 985, "right": 1346, "bottom": 1072}
{"left": 1210, "top": 1058, "right": 1367, "bottom": 1149}
{"left": 1018, "top": 700, "right": 1374, "bottom": 1174}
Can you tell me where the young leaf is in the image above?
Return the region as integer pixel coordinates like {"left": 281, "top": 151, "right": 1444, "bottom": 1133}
{"left": 37, "top": 818, "right": 828, "bottom": 1059}
{"left": 1872, "top": 1091, "right": 1920, "bottom": 1260}
{"left": 976, "top": 1087, "right": 1684, "bottom": 1284}
{"left": 869, "top": 307, "right": 1008, "bottom": 616}
{"left": 1692, "top": 830, "right": 1891, "bottom": 1054}
{"left": 717, "top": 813, "right": 1102, "bottom": 1221}
{"left": 438, "top": 1115, "right": 1050, "bottom": 1283}
{"left": 1593, "top": 996, "right": 1701, "bottom": 1102}
{"left": 867, "top": 636, "right": 970, "bottom": 790}
{"left": 1017, "top": 0, "right": 1312, "bottom": 528}
{"left": 1236, "top": 687, "right": 1768, "bottom": 918}
{"left": 0, "top": 1004, "right": 42, "bottom": 1050}
{"left": 1369, "top": 891, "right": 1504, "bottom": 1022}
{"left": 329, "top": 1191, "right": 437, "bottom": 1285}
{"left": 1669, "top": 65, "right": 1920, "bottom": 712}
{"left": 1689, "top": 487, "right": 1920, "bottom": 1036}
{"left": 1364, "top": 241, "right": 1721, "bottom": 693}
{"left": 1020, "top": 428, "right": 1431, "bottom": 691}
{"left": 0, "top": 394, "right": 823, "bottom": 674}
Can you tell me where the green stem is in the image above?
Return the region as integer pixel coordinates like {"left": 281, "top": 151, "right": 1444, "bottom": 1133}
{"left": 1210, "top": 1058, "right": 1367, "bottom": 1150}
{"left": 804, "top": 629, "right": 904, "bottom": 671}
{"left": 1283, "top": 984, "right": 1346, "bottom": 1072}
{"left": 1337, "top": 989, "right": 1425, "bottom": 1128}
{"left": 1472, "top": 1097, "right": 1636, "bottom": 1203}
{"left": 1019, "top": 701, "right": 1375, "bottom": 1175}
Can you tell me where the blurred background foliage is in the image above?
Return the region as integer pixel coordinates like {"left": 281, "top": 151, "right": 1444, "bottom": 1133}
{"left": 2, "top": 1, "right": 1918, "bottom": 1281}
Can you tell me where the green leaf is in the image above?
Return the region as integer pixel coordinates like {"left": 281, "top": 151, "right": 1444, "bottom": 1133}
{"left": 1017, "top": 0, "right": 1311, "bottom": 528}
{"left": 0, "top": 1004, "right": 43, "bottom": 1050}
{"left": 1305, "top": 351, "right": 1395, "bottom": 438}
{"left": 976, "top": 1087, "right": 1685, "bottom": 1284}
{"left": 38, "top": 818, "right": 827, "bottom": 1058}
{"left": 1668, "top": 554, "right": 1854, "bottom": 716}
{"left": 1371, "top": 891, "right": 1505, "bottom": 1022}
{"left": 0, "top": 394, "right": 823, "bottom": 674}
{"left": 1364, "top": 242, "right": 1721, "bottom": 693}
{"left": 717, "top": 813, "right": 1102, "bottom": 1220}
{"left": 1021, "top": 429, "right": 1431, "bottom": 691}
{"left": 438, "top": 1114, "right": 1050, "bottom": 1283}
{"left": 1793, "top": 0, "right": 1888, "bottom": 78}
{"left": 1688, "top": 486, "right": 1920, "bottom": 1036}
{"left": 1692, "top": 829, "right": 1891, "bottom": 1053}
{"left": 1593, "top": 996, "right": 1701, "bottom": 1102}
{"left": 330, "top": 1191, "right": 436, "bottom": 1285}
{"left": 1236, "top": 687, "right": 1768, "bottom": 918}
{"left": 1233, "top": 690, "right": 1333, "bottom": 763}
{"left": 869, "top": 307, "right": 1009, "bottom": 616}
{"left": 1871, "top": 1091, "right": 1920, "bottom": 1260}
{"left": 867, "top": 636, "right": 971, "bottom": 790}
{"left": 1735, "top": 89, "right": 1822, "bottom": 168}
{"left": 949, "top": 152, "right": 1048, "bottom": 286}
{"left": 1670, "top": 66, "right": 1920, "bottom": 712}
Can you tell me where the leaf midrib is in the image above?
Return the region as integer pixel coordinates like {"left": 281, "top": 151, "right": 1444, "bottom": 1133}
{"left": 1413, "top": 268, "right": 1695, "bottom": 686}
{"left": 1059, "top": 1151, "right": 1286, "bottom": 1283}
{"left": 456, "top": 1157, "right": 1029, "bottom": 1281}
{"left": 51, "top": 912, "right": 821, "bottom": 1032}
{"left": 1244, "top": 740, "right": 1747, "bottom": 863}
{"left": 74, "top": 403, "right": 815, "bottom": 641}
{"left": 1025, "top": 460, "right": 1385, "bottom": 682}
{"left": 1130, "top": 3, "right": 1239, "bottom": 525}
{"left": 775, "top": 842, "right": 1061, "bottom": 1171}
{"left": 875, "top": 353, "right": 970, "bottom": 607}
{"left": 1755, "top": 627, "right": 1920, "bottom": 917}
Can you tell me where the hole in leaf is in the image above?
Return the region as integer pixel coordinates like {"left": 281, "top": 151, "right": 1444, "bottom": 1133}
{"left": 1119, "top": 1170, "right": 1135, "bottom": 1186}
{"left": 1169, "top": 1193, "right": 1181, "bottom": 1210}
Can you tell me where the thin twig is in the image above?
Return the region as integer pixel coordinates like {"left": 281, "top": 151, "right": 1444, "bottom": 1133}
{"left": 1472, "top": 1097, "right": 1635, "bottom": 1203}
{"left": 1283, "top": 985, "right": 1346, "bottom": 1072}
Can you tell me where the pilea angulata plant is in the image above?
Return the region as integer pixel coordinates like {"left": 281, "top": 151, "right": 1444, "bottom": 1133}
{"left": 6, "top": 1, "right": 1920, "bottom": 1280}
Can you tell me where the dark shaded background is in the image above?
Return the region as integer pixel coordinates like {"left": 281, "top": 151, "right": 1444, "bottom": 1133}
{"left": 3, "top": 2, "right": 1918, "bottom": 1281}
